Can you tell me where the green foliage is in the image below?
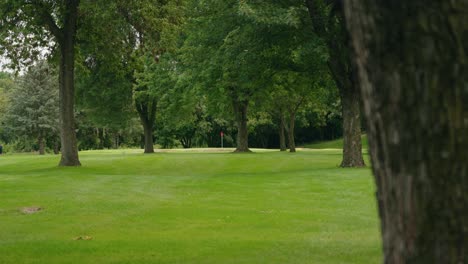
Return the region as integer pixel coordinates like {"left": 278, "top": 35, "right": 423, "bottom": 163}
{"left": 3, "top": 61, "right": 59, "bottom": 143}
{"left": 0, "top": 72, "right": 13, "bottom": 141}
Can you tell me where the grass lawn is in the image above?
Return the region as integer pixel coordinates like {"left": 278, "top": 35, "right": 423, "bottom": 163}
{"left": 304, "top": 135, "right": 369, "bottom": 150}
{"left": 0, "top": 149, "right": 381, "bottom": 263}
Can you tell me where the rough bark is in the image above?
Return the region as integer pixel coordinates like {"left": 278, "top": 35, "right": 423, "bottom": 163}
{"left": 345, "top": 1, "right": 468, "bottom": 263}
{"left": 233, "top": 99, "right": 250, "bottom": 152}
{"left": 340, "top": 81, "right": 365, "bottom": 167}
{"left": 136, "top": 99, "right": 157, "bottom": 154}
{"left": 58, "top": 0, "right": 81, "bottom": 166}
{"left": 279, "top": 114, "right": 287, "bottom": 151}
{"left": 306, "top": 0, "right": 365, "bottom": 167}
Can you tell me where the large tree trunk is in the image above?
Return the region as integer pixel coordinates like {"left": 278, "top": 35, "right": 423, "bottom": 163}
{"left": 38, "top": 134, "right": 45, "bottom": 155}
{"left": 287, "top": 112, "right": 296, "bottom": 153}
{"left": 345, "top": 2, "right": 468, "bottom": 263}
{"left": 279, "top": 114, "right": 287, "bottom": 151}
{"left": 58, "top": 0, "right": 80, "bottom": 166}
{"left": 340, "top": 82, "right": 365, "bottom": 167}
{"left": 233, "top": 99, "right": 250, "bottom": 152}
{"left": 305, "top": 0, "right": 365, "bottom": 167}
{"left": 136, "top": 98, "right": 157, "bottom": 154}
{"left": 142, "top": 122, "right": 154, "bottom": 153}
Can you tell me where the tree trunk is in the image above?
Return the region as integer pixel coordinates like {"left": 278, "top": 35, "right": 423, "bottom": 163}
{"left": 53, "top": 137, "right": 60, "bottom": 155}
{"left": 58, "top": 0, "right": 80, "bottom": 166}
{"left": 233, "top": 99, "right": 250, "bottom": 152}
{"left": 345, "top": 2, "right": 468, "bottom": 263}
{"left": 287, "top": 112, "right": 296, "bottom": 153}
{"left": 142, "top": 122, "right": 154, "bottom": 153}
{"left": 340, "top": 82, "right": 365, "bottom": 167}
{"left": 38, "top": 134, "right": 45, "bottom": 155}
{"left": 136, "top": 99, "right": 157, "bottom": 154}
{"left": 279, "top": 114, "right": 287, "bottom": 151}
{"left": 305, "top": 0, "right": 365, "bottom": 167}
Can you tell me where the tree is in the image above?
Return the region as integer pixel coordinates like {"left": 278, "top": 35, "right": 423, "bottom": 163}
{"left": 306, "top": 0, "right": 366, "bottom": 167}
{"left": 118, "top": 0, "right": 185, "bottom": 154}
{"left": 0, "top": 72, "right": 13, "bottom": 143}
{"left": 4, "top": 61, "right": 59, "bottom": 155}
{"left": 182, "top": 0, "right": 322, "bottom": 152}
{"left": 0, "top": 0, "right": 82, "bottom": 165}
{"left": 270, "top": 71, "right": 326, "bottom": 153}
{"left": 345, "top": 1, "right": 468, "bottom": 262}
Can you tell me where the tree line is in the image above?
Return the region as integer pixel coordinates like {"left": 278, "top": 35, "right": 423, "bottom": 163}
{"left": 0, "top": 0, "right": 363, "bottom": 166}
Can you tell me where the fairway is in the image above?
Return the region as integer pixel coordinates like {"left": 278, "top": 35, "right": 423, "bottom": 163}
{"left": 0, "top": 149, "right": 381, "bottom": 263}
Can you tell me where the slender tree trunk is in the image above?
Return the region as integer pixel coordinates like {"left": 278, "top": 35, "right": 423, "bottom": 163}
{"left": 305, "top": 0, "right": 365, "bottom": 167}
{"left": 58, "top": 0, "right": 80, "bottom": 166}
{"left": 38, "top": 134, "right": 45, "bottom": 155}
{"left": 340, "top": 82, "right": 365, "bottom": 167}
{"left": 53, "top": 137, "right": 60, "bottom": 155}
{"left": 279, "top": 114, "right": 287, "bottom": 151}
{"left": 97, "top": 128, "right": 104, "bottom": 149}
{"left": 345, "top": 2, "right": 468, "bottom": 263}
{"left": 233, "top": 99, "right": 250, "bottom": 152}
{"left": 287, "top": 112, "right": 296, "bottom": 153}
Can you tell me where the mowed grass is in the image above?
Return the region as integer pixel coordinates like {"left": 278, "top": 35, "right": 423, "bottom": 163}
{"left": 0, "top": 149, "right": 381, "bottom": 264}
{"left": 305, "top": 135, "right": 369, "bottom": 150}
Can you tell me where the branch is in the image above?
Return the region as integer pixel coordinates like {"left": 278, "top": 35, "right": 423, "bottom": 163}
{"left": 29, "top": 1, "right": 63, "bottom": 40}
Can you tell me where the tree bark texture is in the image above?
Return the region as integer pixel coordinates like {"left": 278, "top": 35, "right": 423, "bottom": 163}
{"left": 58, "top": 0, "right": 81, "bottom": 166}
{"left": 306, "top": 0, "right": 365, "bottom": 167}
{"left": 345, "top": 2, "right": 468, "bottom": 263}
{"left": 136, "top": 99, "right": 157, "bottom": 154}
{"left": 340, "top": 81, "right": 365, "bottom": 167}
{"left": 279, "top": 114, "right": 287, "bottom": 151}
{"left": 233, "top": 99, "right": 251, "bottom": 152}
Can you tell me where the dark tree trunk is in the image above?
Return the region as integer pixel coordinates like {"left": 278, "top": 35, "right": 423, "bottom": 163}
{"left": 53, "top": 137, "right": 60, "bottom": 155}
{"left": 306, "top": 0, "right": 365, "bottom": 167}
{"left": 58, "top": 0, "right": 80, "bottom": 166}
{"left": 180, "top": 137, "right": 192, "bottom": 149}
{"left": 279, "top": 114, "right": 287, "bottom": 151}
{"left": 38, "top": 134, "right": 45, "bottom": 155}
{"left": 233, "top": 99, "right": 250, "bottom": 152}
{"left": 287, "top": 112, "right": 296, "bottom": 153}
{"left": 97, "top": 128, "right": 104, "bottom": 149}
{"left": 142, "top": 123, "right": 154, "bottom": 153}
{"left": 340, "top": 82, "right": 365, "bottom": 167}
{"left": 136, "top": 99, "right": 157, "bottom": 154}
{"left": 345, "top": 2, "right": 468, "bottom": 263}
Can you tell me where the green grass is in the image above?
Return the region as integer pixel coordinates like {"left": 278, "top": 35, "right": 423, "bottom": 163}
{"left": 0, "top": 149, "right": 380, "bottom": 263}
{"left": 304, "top": 135, "right": 369, "bottom": 150}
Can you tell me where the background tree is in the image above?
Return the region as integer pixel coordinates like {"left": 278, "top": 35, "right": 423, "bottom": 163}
{"left": 345, "top": 1, "right": 468, "bottom": 262}
{"left": 118, "top": 0, "right": 185, "bottom": 153}
{"left": 306, "top": 0, "right": 365, "bottom": 167}
{"left": 0, "top": 72, "right": 14, "bottom": 144}
{"left": 4, "top": 62, "right": 59, "bottom": 155}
